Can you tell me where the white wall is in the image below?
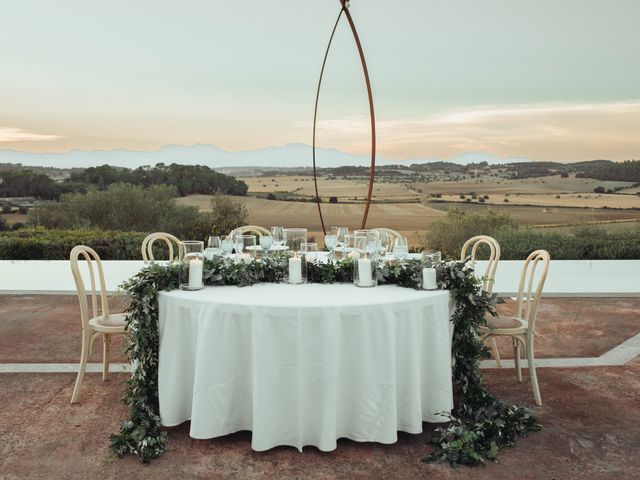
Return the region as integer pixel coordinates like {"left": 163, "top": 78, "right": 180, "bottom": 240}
{"left": 0, "top": 259, "right": 638, "bottom": 296}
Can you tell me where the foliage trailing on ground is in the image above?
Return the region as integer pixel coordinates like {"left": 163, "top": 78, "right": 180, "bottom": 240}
{"left": 110, "top": 256, "right": 540, "bottom": 465}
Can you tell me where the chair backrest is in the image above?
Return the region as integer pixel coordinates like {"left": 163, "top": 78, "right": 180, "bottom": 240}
{"left": 70, "top": 245, "right": 110, "bottom": 328}
{"left": 515, "top": 249, "right": 550, "bottom": 332}
{"left": 226, "top": 225, "right": 270, "bottom": 239}
{"left": 142, "top": 232, "right": 182, "bottom": 263}
{"left": 370, "top": 228, "right": 402, "bottom": 252}
{"left": 461, "top": 235, "right": 501, "bottom": 294}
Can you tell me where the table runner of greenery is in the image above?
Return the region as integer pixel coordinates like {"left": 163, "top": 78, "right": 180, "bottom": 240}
{"left": 109, "top": 256, "right": 540, "bottom": 466}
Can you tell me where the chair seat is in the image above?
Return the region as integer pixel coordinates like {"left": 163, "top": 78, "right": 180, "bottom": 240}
{"left": 89, "top": 313, "right": 128, "bottom": 333}
{"left": 481, "top": 315, "right": 528, "bottom": 334}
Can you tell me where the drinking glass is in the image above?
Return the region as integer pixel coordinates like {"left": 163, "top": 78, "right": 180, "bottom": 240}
{"left": 344, "top": 233, "right": 360, "bottom": 258}
{"left": 221, "top": 238, "right": 234, "bottom": 256}
{"left": 259, "top": 235, "right": 273, "bottom": 251}
{"left": 392, "top": 236, "right": 409, "bottom": 260}
{"left": 377, "top": 231, "right": 391, "bottom": 256}
{"left": 354, "top": 230, "right": 380, "bottom": 256}
{"left": 205, "top": 236, "right": 223, "bottom": 259}
{"left": 324, "top": 234, "right": 338, "bottom": 259}
{"left": 301, "top": 242, "right": 318, "bottom": 262}
{"left": 233, "top": 233, "right": 244, "bottom": 255}
{"left": 336, "top": 227, "right": 349, "bottom": 249}
{"left": 271, "top": 226, "right": 284, "bottom": 247}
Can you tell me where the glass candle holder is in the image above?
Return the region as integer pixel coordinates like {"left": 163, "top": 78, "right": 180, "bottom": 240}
{"left": 421, "top": 250, "right": 441, "bottom": 290}
{"left": 283, "top": 228, "right": 307, "bottom": 253}
{"left": 353, "top": 252, "right": 377, "bottom": 288}
{"left": 286, "top": 251, "right": 307, "bottom": 284}
{"left": 180, "top": 241, "right": 204, "bottom": 290}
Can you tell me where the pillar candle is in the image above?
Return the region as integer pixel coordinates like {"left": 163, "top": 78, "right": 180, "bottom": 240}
{"left": 422, "top": 267, "right": 437, "bottom": 290}
{"left": 357, "top": 256, "right": 372, "bottom": 287}
{"left": 289, "top": 255, "right": 302, "bottom": 284}
{"left": 188, "top": 258, "right": 203, "bottom": 289}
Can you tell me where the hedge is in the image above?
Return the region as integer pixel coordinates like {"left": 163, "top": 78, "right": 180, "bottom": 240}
{"left": 0, "top": 228, "right": 149, "bottom": 260}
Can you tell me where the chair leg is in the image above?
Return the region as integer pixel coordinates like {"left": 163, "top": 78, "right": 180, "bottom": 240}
{"left": 490, "top": 337, "right": 502, "bottom": 367}
{"left": 102, "top": 334, "right": 111, "bottom": 382}
{"left": 526, "top": 334, "right": 542, "bottom": 406}
{"left": 513, "top": 337, "right": 522, "bottom": 382}
{"left": 71, "top": 330, "right": 90, "bottom": 404}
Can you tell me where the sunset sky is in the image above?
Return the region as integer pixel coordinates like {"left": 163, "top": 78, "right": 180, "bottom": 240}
{"left": 1, "top": 0, "right": 639, "bottom": 162}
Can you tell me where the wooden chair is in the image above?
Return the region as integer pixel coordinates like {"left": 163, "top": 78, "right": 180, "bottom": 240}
{"left": 371, "top": 227, "right": 403, "bottom": 240}
{"left": 371, "top": 227, "right": 403, "bottom": 252}
{"left": 69, "top": 245, "right": 128, "bottom": 404}
{"left": 226, "top": 225, "right": 270, "bottom": 239}
{"left": 461, "top": 235, "right": 501, "bottom": 293}
{"left": 141, "top": 232, "right": 182, "bottom": 263}
{"left": 480, "top": 250, "right": 550, "bottom": 405}
{"left": 462, "top": 235, "right": 502, "bottom": 365}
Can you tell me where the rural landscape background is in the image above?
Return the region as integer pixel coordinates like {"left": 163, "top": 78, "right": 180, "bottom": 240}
{"left": 1, "top": 0, "right": 639, "bottom": 260}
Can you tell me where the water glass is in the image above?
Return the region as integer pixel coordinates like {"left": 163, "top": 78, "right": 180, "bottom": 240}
{"left": 271, "top": 226, "right": 284, "bottom": 247}
{"left": 221, "top": 238, "right": 234, "bottom": 256}
{"left": 259, "top": 235, "right": 273, "bottom": 251}
{"left": 392, "top": 237, "right": 409, "bottom": 260}
{"left": 301, "top": 242, "right": 318, "bottom": 262}
{"left": 335, "top": 227, "right": 349, "bottom": 248}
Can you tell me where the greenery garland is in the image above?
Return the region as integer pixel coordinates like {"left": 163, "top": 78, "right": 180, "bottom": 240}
{"left": 110, "top": 255, "right": 540, "bottom": 465}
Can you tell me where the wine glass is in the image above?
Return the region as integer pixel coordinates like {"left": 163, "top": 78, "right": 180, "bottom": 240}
{"left": 324, "top": 234, "right": 338, "bottom": 260}
{"left": 377, "top": 231, "right": 390, "bottom": 257}
{"left": 336, "top": 227, "right": 349, "bottom": 250}
{"left": 221, "top": 238, "right": 234, "bottom": 257}
{"left": 233, "top": 233, "right": 244, "bottom": 255}
{"left": 392, "top": 236, "right": 409, "bottom": 260}
{"left": 205, "top": 236, "right": 222, "bottom": 259}
{"left": 271, "top": 226, "right": 284, "bottom": 248}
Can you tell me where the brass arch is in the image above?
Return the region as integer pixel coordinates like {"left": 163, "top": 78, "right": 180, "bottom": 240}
{"left": 312, "top": 0, "right": 376, "bottom": 234}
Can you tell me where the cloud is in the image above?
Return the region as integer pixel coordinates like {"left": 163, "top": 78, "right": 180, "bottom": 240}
{"left": 309, "top": 100, "right": 640, "bottom": 161}
{"left": 0, "top": 127, "right": 63, "bottom": 143}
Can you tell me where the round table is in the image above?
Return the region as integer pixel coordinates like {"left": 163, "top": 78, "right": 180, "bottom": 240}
{"left": 158, "top": 283, "right": 453, "bottom": 452}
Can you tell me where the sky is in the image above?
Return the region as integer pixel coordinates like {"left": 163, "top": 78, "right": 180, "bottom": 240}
{"left": 1, "top": 0, "right": 639, "bottom": 162}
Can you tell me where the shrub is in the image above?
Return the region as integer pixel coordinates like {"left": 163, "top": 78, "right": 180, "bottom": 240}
{"left": 329, "top": 196, "right": 338, "bottom": 204}
{"left": 29, "top": 183, "right": 200, "bottom": 237}
{"left": 418, "top": 208, "right": 640, "bottom": 260}
{"left": 0, "top": 228, "right": 148, "bottom": 260}
{"left": 0, "top": 217, "right": 7, "bottom": 232}
{"left": 2, "top": 204, "right": 11, "bottom": 214}
{"left": 266, "top": 193, "right": 277, "bottom": 200}
{"left": 18, "top": 206, "right": 29, "bottom": 214}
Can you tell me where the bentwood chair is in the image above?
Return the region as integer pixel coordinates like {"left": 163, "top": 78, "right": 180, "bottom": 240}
{"left": 371, "top": 228, "right": 403, "bottom": 254}
{"left": 226, "top": 225, "right": 270, "bottom": 239}
{"left": 480, "top": 250, "right": 550, "bottom": 405}
{"left": 141, "top": 232, "right": 182, "bottom": 263}
{"left": 461, "top": 235, "right": 503, "bottom": 366}
{"left": 69, "top": 245, "right": 128, "bottom": 404}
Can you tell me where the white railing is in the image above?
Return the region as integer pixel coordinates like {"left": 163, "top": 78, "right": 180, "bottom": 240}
{"left": 0, "top": 259, "right": 638, "bottom": 296}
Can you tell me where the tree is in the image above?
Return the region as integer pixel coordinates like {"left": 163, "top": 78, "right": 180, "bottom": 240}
{"left": 1, "top": 204, "right": 11, "bottom": 214}
{"left": 0, "top": 217, "right": 7, "bottom": 231}
{"left": 266, "top": 193, "right": 276, "bottom": 200}
{"left": 329, "top": 196, "right": 338, "bottom": 204}
{"left": 185, "top": 195, "right": 249, "bottom": 240}
{"left": 593, "top": 186, "right": 606, "bottom": 194}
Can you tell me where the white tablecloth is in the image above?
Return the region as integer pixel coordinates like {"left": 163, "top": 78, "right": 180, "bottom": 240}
{"left": 158, "top": 283, "right": 453, "bottom": 452}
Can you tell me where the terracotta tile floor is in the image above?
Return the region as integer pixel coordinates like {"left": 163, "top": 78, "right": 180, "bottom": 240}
{"left": 0, "top": 294, "right": 639, "bottom": 479}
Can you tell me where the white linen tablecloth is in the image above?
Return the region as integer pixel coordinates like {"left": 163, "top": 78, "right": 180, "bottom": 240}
{"left": 158, "top": 283, "right": 453, "bottom": 452}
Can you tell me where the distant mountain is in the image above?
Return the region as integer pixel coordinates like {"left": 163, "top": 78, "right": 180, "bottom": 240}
{"left": 0, "top": 143, "right": 532, "bottom": 170}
